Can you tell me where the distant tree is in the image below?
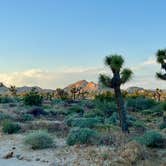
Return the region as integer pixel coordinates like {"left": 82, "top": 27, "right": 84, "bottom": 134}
{"left": 55, "top": 88, "right": 68, "bottom": 100}
{"left": 99, "top": 55, "right": 133, "bottom": 133}
{"left": 45, "top": 92, "right": 53, "bottom": 101}
{"left": 23, "top": 88, "right": 43, "bottom": 106}
{"left": 70, "top": 87, "right": 80, "bottom": 100}
{"left": 155, "top": 88, "right": 162, "bottom": 102}
{"left": 9, "top": 85, "right": 17, "bottom": 97}
{"left": 156, "top": 49, "right": 166, "bottom": 80}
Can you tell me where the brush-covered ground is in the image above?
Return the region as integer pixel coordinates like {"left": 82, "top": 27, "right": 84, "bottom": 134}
{"left": 0, "top": 95, "right": 166, "bottom": 166}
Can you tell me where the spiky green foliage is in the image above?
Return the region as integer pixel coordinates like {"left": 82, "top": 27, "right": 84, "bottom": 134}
{"left": 105, "top": 55, "right": 124, "bottom": 71}
{"left": 99, "top": 55, "right": 133, "bottom": 88}
{"left": 99, "top": 74, "right": 112, "bottom": 87}
{"left": 121, "top": 68, "right": 133, "bottom": 84}
{"left": 156, "top": 49, "right": 166, "bottom": 80}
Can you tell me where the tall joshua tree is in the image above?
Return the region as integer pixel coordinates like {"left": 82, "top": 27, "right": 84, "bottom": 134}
{"left": 156, "top": 49, "right": 166, "bottom": 80}
{"left": 156, "top": 49, "right": 166, "bottom": 123}
{"left": 99, "top": 55, "right": 133, "bottom": 132}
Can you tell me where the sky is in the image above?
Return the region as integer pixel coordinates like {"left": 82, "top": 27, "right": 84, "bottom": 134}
{"left": 0, "top": 0, "right": 166, "bottom": 89}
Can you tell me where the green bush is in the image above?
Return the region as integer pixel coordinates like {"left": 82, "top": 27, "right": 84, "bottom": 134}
{"left": 159, "top": 122, "right": 166, "bottom": 129}
{"left": 127, "top": 115, "right": 137, "bottom": 126}
{"left": 67, "top": 128, "right": 100, "bottom": 146}
{"left": 24, "top": 130, "right": 54, "bottom": 149}
{"left": 132, "top": 120, "right": 145, "bottom": 128}
{"left": 20, "top": 114, "right": 34, "bottom": 122}
{"left": 105, "top": 112, "right": 118, "bottom": 125}
{"left": 127, "top": 97, "right": 156, "bottom": 112}
{"left": 0, "top": 112, "right": 12, "bottom": 121}
{"left": 135, "top": 131, "right": 164, "bottom": 148}
{"left": 84, "top": 109, "right": 104, "bottom": 118}
{"left": 94, "top": 101, "right": 117, "bottom": 117}
{"left": 142, "top": 104, "right": 164, "bottom": 115}
{"left": 2, "top": 120, "right": 21, "bottom": 134}
{"left": 65, "top": 114, "right": 80, "bottom": 126}
{"left": 23, "top": 88, "right": 43, "bottom": 106}
{"left": 0, "top": 96, "right": 15, "bottom": 103}
{"left": 68, "top": 106, "right": 84, "bottom": 115}
{"left": 70, "top": 117, "right": 103, "bottom": 128}
{"left": 94, "top": 92, "right": 115, "bottom": 102}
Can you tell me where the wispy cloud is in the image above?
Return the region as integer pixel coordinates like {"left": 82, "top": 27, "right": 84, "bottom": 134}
{"left": 0, "top": 57, "right": 164, "bottom": 89}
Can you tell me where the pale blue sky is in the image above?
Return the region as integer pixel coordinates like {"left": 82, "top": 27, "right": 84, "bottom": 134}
{"left": 0, "top": 0, "right": 165, "bottom": 88}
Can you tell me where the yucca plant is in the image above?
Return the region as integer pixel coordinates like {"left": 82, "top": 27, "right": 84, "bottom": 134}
{"left": 99, "top": 55, "right": 133, "bottom": 132}
{"left": 156, "top": 49, "right": 166, "bottom": 80}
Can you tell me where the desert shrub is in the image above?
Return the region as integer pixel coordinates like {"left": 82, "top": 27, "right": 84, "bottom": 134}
{"left": 0, "top": 112, "right": 12, "bottom": 121}
{"left": 93, "top": 100, "right": 117, "bottom": 117}
{"left": 23, "top": 89, "right": 43, "bottom": 106}
{"left": 2, "top": 120, "right": 21, "bottom": 134}
{"left": 68, "top": 106, "right": 84, "bottom": 115}
{"left": 162, "top": 102, "right": 166, "bottom": 111}
{"left": 132, "top": 120, "right": 145, "bottom": 128}
{"left": 65, "top": 114, "right": 79, "bottom": 126}
{"left": 95, "top": 123, "right": 120, "bottom": 133}
{"left": 159, "top": 122, "right": 166, "bottom": 129}
{"left": 135, "top": 131, "right": 164, "bottom": 148}
{"left": 127, "top": 115, "right": 137, "bottom": 126}
{"left": 27, "top": 107, "right": 47, "bottom": 117}
{"left": 0, "top": 96, "right": 15, "bottom": 103}
{"left": 105, "top": 112, "right": 119, "bottom": 125}
{"left": 84, "top": 109, "right": 104, "bottom": 118}
{"left": 70, "top": 117, "right": 103, "bottom": 128}
{"left": 66, "top": 128, "right": 100, "bottom": 146}
{"left": 142, "top": 104, "right": 164, "bottom": 115}
{"left": 20, "top": 114, "right": 34, "bottom": 122}
{"left": 127, "top": 97, "right": 156, "bottom": 112}
{"left": 24, "top": 130, "right": 54, "bottom": 149}
{"left": 94, "top": 92, "right": 115, "bottom": 102}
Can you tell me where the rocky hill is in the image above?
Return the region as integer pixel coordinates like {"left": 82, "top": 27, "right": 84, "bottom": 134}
{"left": 126, "top": 86, "right": 144, "bottom": 94}
{"left": 64, "top": 80, "right": 99, "bottom": 93}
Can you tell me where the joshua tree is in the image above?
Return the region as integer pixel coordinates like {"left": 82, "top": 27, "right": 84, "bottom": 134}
{"left": 156, "top": 49, "right": 166, "bottom": 122}
{"left": 9, "top": 85, "right": 17, "bottom": 97}
{"left": 70, "top": 87, "right": 80, "bottom": 100}
{"left": 99, "top": 55, "right": 133, "bottom": 132}
{"left": 55, "top": 88, "right": 68, "bottom": 100}
{"left": 156, "top": 49, "right": 166, "bottom": 80}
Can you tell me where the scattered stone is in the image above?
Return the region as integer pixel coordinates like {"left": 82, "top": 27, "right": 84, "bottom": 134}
{"left": 3, "top": 151, "right": 14, "bottom": 159}
{"left": 36, "top": 158, "right": 40, "bottom": 161}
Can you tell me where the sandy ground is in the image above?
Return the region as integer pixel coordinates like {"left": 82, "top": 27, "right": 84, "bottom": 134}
{"left": 0, "top": 158, "right": 43, "bottom": 166}
{"left": 0, "top": 134, "right": 66, "bottom": 166}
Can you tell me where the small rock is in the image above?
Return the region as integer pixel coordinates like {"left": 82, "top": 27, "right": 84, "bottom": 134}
{"left": 3, "top": 152, "right": 14, "bottom": 159}
{"left": 36, "top": 158, "right": 40, "bottom": 161}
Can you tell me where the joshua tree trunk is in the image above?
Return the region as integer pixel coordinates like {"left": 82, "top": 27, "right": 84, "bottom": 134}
{"left": 114, "top": 87, "right": 129, "bottom": 133}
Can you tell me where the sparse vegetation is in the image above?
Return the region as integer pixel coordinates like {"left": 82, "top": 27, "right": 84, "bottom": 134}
{"left": 2, "top": 120, "right": 21, "bottom": 134}
{"left": 23, "top": 88, "right": 43, "bottom": 106}
{"left": 24, "top": 130, "right": 54, "bottom": 149}
{"left": 135, "top": 131, "right": 165, "bottom": 148}
{"left": 67, "top": 128, "right": 100, "bottom": 146}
